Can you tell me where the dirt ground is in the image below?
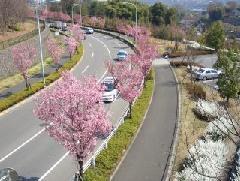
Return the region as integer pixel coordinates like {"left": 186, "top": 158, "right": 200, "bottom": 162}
{"left": 151, "top": 38, "right": 186, "bottom": 54}
{"left": 0, "top": 21, "right": 36, "bottom": 42}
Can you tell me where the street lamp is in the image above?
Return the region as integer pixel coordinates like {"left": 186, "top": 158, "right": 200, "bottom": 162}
{"left": 71, "top": 3, "right": 79, "bottom": 24}
{"left": 71, "top": 0, "right": 83, "bottom": 25}
{"left": 121, "top": 2, "right": 138, "bottom": 30}
{"left": 35, "top": 2, "right": 46, "bottom": 86}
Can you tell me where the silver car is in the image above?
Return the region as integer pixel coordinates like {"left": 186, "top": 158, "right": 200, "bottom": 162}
{"left": 194, "top": 68, "right": 222, "bottom": 81}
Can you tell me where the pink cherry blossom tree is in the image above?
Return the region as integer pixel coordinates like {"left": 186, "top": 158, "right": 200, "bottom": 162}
{"left": 107, "top": 60, "right": 143, "bottom": 117}
{"left": 47, "top": 37, "right": 64, "bottom": 71}
{"left": 34, "top": 72, "right": 112, "bottom": 181}
{"left": 69, "top": 24, "right": 85, "bottom": 43}
{"left": 12, "top": 42, "right": 36, "bottom": 89}
{"left": 65, "top": 36, "right": 78, "bottom": 58}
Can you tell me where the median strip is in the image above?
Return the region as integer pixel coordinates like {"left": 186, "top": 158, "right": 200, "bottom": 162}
{"left": 84, "top": 71, "right": 154, "bottom": 180}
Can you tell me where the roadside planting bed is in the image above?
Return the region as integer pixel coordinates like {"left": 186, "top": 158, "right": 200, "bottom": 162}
{"left": 172, "top": 66, "right": 240, "bottom": 181}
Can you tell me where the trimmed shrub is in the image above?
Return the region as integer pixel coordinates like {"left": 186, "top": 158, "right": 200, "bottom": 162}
{"left": 185, "top": 83, "right": 206, "bottom": 100}
{"left": 170, "top": 61, "right": 204, "bottom": 68}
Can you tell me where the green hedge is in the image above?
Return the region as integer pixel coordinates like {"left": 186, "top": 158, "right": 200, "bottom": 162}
{"left": 0, "top": 45, "right": 83, "bottom": 112}
{"left": 84, "top": 70, "right": 154, "bottom": 181}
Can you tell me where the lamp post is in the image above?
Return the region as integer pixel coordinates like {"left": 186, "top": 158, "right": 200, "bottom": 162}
{"left": 35, "top": 1, "right": 46, "bottom": 86}
{"left": 121, "top": 2, "right": 137, "bottom": 30}
{"left": 71, "top": 4, "right": 79, "bottom": 24}
{"left": 121, "top": 2, "right": 138, "bottom": 41}
{"left": 71, "top": 1, "right": 82, "bottom": 25}
{"left": 79, "top": 0, "right": 82, "bottom": 26}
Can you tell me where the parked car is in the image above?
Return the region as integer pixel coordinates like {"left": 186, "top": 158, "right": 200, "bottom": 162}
{"left": 116, "top": 49, "right": 128, "bottom": 61}
{"left": 194, "top": 68, "right": 222, "bottom": 81}
{"left": 85, "top": 27, "right": 94, "bottom": 34}
{"left": 102, "top": 77, "right": 118, "bottom": 102}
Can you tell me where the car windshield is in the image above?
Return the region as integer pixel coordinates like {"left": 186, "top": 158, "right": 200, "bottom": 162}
{"left": 117, "top": 51, "right": 126, "bottom": 56}
{"left": 197, "top": 69, "right": 205, "bottom": 73}
{"left": 104, "top": 83, "right": 114, "bottom": 92}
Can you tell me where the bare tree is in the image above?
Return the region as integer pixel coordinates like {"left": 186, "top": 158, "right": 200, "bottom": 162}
{"left": 0, "top": 0, "right": 28, "bottom": 33}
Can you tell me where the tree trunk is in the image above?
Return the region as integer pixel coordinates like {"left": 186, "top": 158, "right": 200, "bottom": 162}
{"left": 77, "top": 154, "right": 84, "bottom": 181}
{"left": 24, "top": 76, "right": 31, "bottom": 90}
{"left": 227, "top": 96, "right": 230, "bottom": 104}
{"left": 129, "top": 102, "right": 132, "bottom": 119}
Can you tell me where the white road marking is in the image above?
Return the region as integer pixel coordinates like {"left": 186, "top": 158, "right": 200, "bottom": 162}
{"left": 38, "top": 151, "right": 70, "bottom": 181}
{"left": 81, "top": 65, "right": 89, "bottom": 74}
{"left": 91, "top": 36, "right": 112, "bottom": 59}
{"left": 98, "top": 71, "right": 108, "bottom": 83}
{"left": 0, "top": 128, "right": 45, "bottom": 163}
{"left": 92, "top": 52, "right": 94, "bottom": 58}
{"left": 0, "top": 37, "right": 112, "bottom": 172}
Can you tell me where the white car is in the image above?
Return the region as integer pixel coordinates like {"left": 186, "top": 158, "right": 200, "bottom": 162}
{"left": 85, "top": 27, "right": 94, "bottom": 34}
{"left": 102, "top": 77, "right": 118, "bottom": 102}
{"left": 194, "top": 68, "right": 222, "bottom": 81}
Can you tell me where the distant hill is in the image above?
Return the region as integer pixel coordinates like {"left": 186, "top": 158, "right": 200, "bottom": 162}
{"left": 142, "top": 0, "right": 240, "bottom": 9}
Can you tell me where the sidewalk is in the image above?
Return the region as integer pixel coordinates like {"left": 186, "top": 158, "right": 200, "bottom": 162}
{"left": 112, "top": 60, "right": 178, "bottom": 181}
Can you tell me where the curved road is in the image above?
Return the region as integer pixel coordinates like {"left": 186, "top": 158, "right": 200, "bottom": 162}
{"left": 0, "top": 32, "right": 132, "bottom": 180}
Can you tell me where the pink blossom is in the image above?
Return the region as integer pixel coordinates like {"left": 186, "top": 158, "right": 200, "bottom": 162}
{"left": 65, "top": 37, "right": 78, "bottom": 57}
{"left": 69, "top": 24, "right": 84, "bottom": 43}
{"left": 12, "top": 42, "right": 36, "bottom": 88}
{"left": 34, "top": 72, "right": 112, "bottom": 167}
{"left": 47, "top": 38, "right": 64, "bottom": 67}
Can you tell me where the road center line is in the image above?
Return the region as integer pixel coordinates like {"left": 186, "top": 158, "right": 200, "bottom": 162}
{"left": 81, "top": 65, "right": 89, "bottom": 74}
{"left": 91, "top": 36, "right": 112, "bottom": 59}
{"left": 0, "top": 128, "right": 45, "bottom": 163}
{"left": 98, "top": 71, "right": 108, "bottom": 83}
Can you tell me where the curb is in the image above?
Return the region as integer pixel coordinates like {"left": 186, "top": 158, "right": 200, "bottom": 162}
{"left": 110, "top": 70, "right": 156, "bottom": 181}
{"left": 0, "top": 47, "right": 85, "bottom": 118}
{"left": 165, "top": 65, "right": 182, "bottom": 181}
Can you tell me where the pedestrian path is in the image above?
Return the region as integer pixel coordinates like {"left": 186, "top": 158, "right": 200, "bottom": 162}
{"left": 112, "top": 62, "right": 178, "bottom": 181}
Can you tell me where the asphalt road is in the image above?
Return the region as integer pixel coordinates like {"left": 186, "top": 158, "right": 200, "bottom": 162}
{"left": 112, "top": 61, "right": 178, "bottom": 181}
{"left": 0, "top": 32, "right": 131, "bottom": 181}
{"left": 171, "top": 54, "right": 218, "bottom": 68}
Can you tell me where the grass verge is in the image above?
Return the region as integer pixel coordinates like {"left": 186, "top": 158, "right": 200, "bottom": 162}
{"left": 172, "top": 67, "right": 208, "bottom": 175}
{"left": 0, "top": 45, "right": 83, "bottom": 112}
{"left": 0, "top": 57, "right": 52, "bottom": 92}
{"left": 84, "top": 71, "right": 154, "bottom": 181}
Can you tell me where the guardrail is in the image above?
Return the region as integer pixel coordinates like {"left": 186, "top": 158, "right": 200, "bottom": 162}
{"left": 83, "top": 105, "right": 129, "bottom": 173}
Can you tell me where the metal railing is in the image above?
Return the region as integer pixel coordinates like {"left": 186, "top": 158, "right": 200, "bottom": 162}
{"left": 83, "top": 105, "right": 129, "bottom": 173}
